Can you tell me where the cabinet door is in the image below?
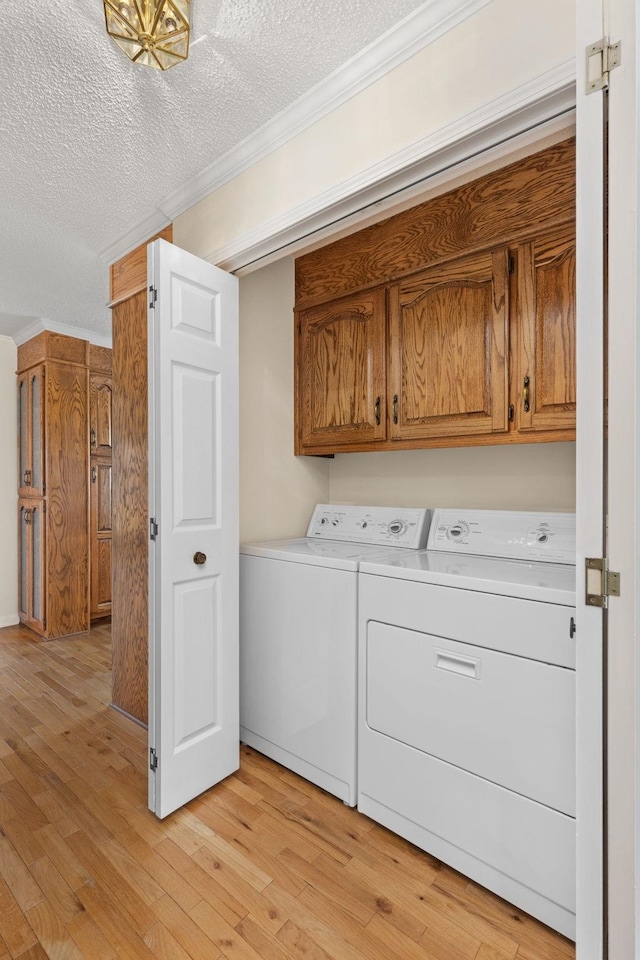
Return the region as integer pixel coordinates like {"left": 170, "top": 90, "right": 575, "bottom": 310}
{"left": 515, "top": 227, "right": 576, "bottom": 434}
{"left": 18, "top": 500, "right": 46, "bottom": 634}
{"left": 90, "top": 460, "right": 112, "bottom": 619}
{"left": 389, "top": 249, "right": 509, "bottom": 441}
{"left": 89, "top": 374, "right": 113, "bottom": 456}
{"left": 297, "top": 289, "right": 386, "bottom": 450}
{"left": 17, "top": 366, "right": 45, "bottom": 497}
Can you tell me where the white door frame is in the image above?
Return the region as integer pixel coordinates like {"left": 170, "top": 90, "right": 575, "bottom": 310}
{"left": 605, "top": 0, "right": 639, "bottom": 956}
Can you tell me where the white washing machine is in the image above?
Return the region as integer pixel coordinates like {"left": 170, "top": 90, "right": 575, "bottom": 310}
{"left": 357, "top": 508, "right": 577, "bottom": 939}
{"left": 240, "top": 504, "right": 431, "bottom": 806}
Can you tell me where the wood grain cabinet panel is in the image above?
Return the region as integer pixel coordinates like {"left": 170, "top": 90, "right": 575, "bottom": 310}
{"left": 16, "top": 352, "right": 89, "bottom": 640}
{"left": 18, "top": 499, "right": 46, "bottom": 635}
{"left": 296, "top": 289, "right": 387, "bottom": 450}
{"left": 90, "top": 460, "right": 112, "bottom": 619}
{"left": 17, "top": 365, "right": 45, "bottom": 498}
{"left": 515, "top": 227, "right": 576, "bottom": 435}
{"left": 89, "top": 374, "right": 113, "bottom": 456}
{"left": 389, "top": 249, "right": 509, "bottom": 441}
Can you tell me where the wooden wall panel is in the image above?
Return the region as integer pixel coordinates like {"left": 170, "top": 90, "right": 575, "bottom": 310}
{"left": 44, "top": 361, "right": 89, "bottom": 637}
{"left": 89, "top": 344, "right": 113, "bottom": 375}
{"left": 18, "top": 331, "right": 89, "bottom": 372}
{"left": 295, "top": 139, "right": 575, "bottom": 308}
{"left": 110, "top": 226, "right": 173, "bottom": 304}
{"left": 111, "top": 290, "right": 148, "bottom": 725}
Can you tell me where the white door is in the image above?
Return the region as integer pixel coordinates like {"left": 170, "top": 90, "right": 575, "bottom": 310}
{"left": 576, "top": 1, "right": 607, "bottom": 956}
{"left": 147, "top": 238, "right": 239, "bottom": 819}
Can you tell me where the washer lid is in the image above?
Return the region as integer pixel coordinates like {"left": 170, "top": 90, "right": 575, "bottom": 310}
{"left": 427, "top": 508, "right": 576, "bottom": 564}
{"left": 240, "top": 538, "right": 428, "bottom": 571}
{"left": 359, "top": 551, "right": 576, "bottom": 605}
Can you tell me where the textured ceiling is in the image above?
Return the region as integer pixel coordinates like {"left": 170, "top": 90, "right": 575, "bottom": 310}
{"left": 0, "top": 0, "right": 426, "bottom": 340}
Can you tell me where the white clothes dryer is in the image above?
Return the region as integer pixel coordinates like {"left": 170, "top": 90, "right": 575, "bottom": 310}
{"left": 239, "top": 504, "right": 431, "bottom": 806}
{"left": 357, "top": 508, "right": 577, "bottom": 939}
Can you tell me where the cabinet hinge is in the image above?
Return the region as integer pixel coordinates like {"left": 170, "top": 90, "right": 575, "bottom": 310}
{"left": 585, "top": 557, "right": 621, "bottom": 607}
{"left": 150, "top": 518, "right": 158, "bottom": 541}
{"left": 508, "top": 404, "right": 514, "bottom": 422}
{"left": 586, "top": 38, "right": 621, "bottom": 94}
{"left": 43, "top": 618, "right": 47, "bottom": 628}
{"left": 149, "top": 285, "right": 158, "bottom": 309}
{"left": 508, "top": 256, "right": 515, "bottom": 275}
{"left": 150, "top": 747, "right": 158, "bottom": 772}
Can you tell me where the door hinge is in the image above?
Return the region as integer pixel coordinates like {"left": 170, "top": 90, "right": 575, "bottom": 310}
{"left": 150, "top": 747, "right": 158, "bottom": 772}
{"left": 586, "top": 38, "right": 621, "bottom": 94}
{"left": 149, "top": 285, "right": 158, "bottom": 309}
{"left": 150, "top": 518, "right": 158, "bottom": 540}
{"left": 585, "top": 557, "right": 621, "bottom": 607}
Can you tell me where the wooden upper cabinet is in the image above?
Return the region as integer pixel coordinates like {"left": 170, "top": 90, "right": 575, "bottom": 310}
{"left": 514, "top": 227, "right": 576, "bottom": 435}
{"left": 90, "top": 373, "right": 113, "bottom": 456}
{"left": 296, "top": 289, "right": 387, "bottom": 450}
{"left": 389, "top": 249, "right": 509, "bottom": 441}
{"left": 17, "top": 365, "right": 45, "bottom": 497}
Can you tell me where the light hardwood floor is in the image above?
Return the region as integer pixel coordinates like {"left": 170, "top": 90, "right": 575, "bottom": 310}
{"left": 0, "top": 622, "right": 575, "bottom": 960}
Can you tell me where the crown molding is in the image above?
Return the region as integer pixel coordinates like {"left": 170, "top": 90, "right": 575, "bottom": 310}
{"left": 98, "top": 207, "right": 170, "bottom": 265}
{"left": 98, "top": 0, "right": 492, "bottom": 265}
{"left": 202, "top": 58, "right": 576, "bottom": 273}
{"left": 12, "top": 318, "right": 112, "bottom": 348}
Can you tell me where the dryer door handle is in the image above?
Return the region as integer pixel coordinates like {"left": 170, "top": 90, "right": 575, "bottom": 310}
{"left": 434, "top": 649, "right": 481, "bottom": 680}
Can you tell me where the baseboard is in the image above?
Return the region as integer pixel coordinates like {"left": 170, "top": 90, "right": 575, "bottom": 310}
{"left": 109, "top": 702, "right": 148, "bottom": 730}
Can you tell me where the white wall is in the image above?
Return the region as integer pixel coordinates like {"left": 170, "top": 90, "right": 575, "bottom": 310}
{"left": 239, "top": 259, "right": 329, "bottom": 542}
{"left": 0, "top": 336, "right": 18, "bottom": 626}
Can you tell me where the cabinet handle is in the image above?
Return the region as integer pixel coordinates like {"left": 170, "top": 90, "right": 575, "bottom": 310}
{"left": 523, "top": 376, "right": 530, "bottom": 413}
{"left": 374, "top": 396, "right": 381, "bottom": 426}
{"left": 90, "top": 428, "right": 97, "bottom": 447}
{"left": 24, "top": 509, "right": 32, "bottom": 525}
{"left": 91, "top": 466, "right": 97, "bottom": 483}
{"left": 23, "top": 469, "right": 32, "bottom": 486}
{"left": 393, "top": 394, "right": 399, "bottom": 425}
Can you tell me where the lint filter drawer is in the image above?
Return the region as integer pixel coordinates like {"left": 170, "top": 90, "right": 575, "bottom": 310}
{"left": 365, "top": 621, "right": 575, "bottom": 815}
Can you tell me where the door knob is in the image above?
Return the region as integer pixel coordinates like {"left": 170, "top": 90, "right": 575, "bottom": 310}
{"left": 193, "top": 552, "right": 207, "bottom": 565}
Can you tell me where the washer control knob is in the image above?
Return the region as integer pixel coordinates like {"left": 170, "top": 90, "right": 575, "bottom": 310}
{"left": 447, "top": 521, "right": 469, "bottom": 541}
{"left": 537, "top": 533, "right": 549, "bottom": 543}
{"left": 388, "top": 519, "right": 406, "bottom": 536}
{"left": 332, "top": 518, "right": 340, "bottom": 526}
{"left": 319, "top": 517, "right": 328, "bottom": 525}
{"left": 358, "top": 520, "right": 368, "bottom": 529}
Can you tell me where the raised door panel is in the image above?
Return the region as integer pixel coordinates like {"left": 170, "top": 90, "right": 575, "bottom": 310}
{"left": 17, "top": 366, "right": 45, "bottom": 498}
{"left": 516, "top": 227, "right": 576, "bottom": 434}
{"left": 389, "top": 249, "right": 509, "bottom": 441}
{"left": 297, "top": 289, "right": 386, "bottom": 450}
{"left": 90, "top": 374, "right": 113, "bottom": 457}
{"left": 18, "top": 500, "right": 46, "bottom": 635}
{"left": 90, "top": 460, "right": 112, "bottom": 619}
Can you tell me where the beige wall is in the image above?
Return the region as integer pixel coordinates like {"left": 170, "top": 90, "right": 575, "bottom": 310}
{"left": 174, "top": 0, "right": 574, "bottom": 262}
{"left": 329, "top": 444, "right": 575, "bottom": 513}
{"left": 239, "top": 259, "right": 329, "bottom": 542}
{"left": 0, "top": 336, "right": 18, "bottom": 626}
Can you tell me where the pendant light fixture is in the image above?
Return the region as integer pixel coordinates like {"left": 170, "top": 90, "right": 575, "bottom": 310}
{"left": 103, "top": 0, "right": 191, "bottom": 71}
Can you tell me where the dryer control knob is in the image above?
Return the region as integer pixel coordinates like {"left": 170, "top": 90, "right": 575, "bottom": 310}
{"left": 388, "top": 519, "right": 406, "bottom": 536}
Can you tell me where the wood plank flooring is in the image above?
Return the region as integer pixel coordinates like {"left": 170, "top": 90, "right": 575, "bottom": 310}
{"left": 0, "top": 623, "right": 575, "bottom": 960}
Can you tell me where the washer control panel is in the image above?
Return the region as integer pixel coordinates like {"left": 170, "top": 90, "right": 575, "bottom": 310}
{"left": 428, "top": 509, "right": 576, "bottom": 564}
{"left": 307, "top": 505, "right": 431, "bottom": 549}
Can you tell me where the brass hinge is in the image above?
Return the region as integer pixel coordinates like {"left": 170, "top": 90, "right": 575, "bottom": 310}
{"left": 585, "top": 557, "right": 621, "bottom": 607}
{"left": 586, "top": 38, "right": 621, "bottom": 94}
{"left": 149, "top": 747, "right": 158, "bottom": 772}
{"left": 150, "top": 518, "right": 158, "bottom": 541}
{"left": 149, "top": 285, "right": 158, "bottom": 309}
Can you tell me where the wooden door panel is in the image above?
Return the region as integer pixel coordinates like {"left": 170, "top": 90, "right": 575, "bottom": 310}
{"left": 297, "top": 289, "right": 386, "bottom": 449}
{"left": 18, "top": 500, "right": 46, "bottom": 633}
{"left": 90, "top": 460, "right": 112, "bottom": 619}
{"left": 90, "top": 374, "right": 113, "bottom": 456}
{"left": 390, "top": 249, "right": 509, "bottom": 440}
{"left": 517, "top": 227, "right": 576, "bottom": 433}
{"left": 17, "top": 366, "right": 45, "bottom": 497}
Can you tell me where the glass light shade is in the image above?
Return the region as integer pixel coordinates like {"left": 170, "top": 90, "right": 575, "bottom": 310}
{"left": 104, "top": 0, "right": 190, "bottom": 71}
